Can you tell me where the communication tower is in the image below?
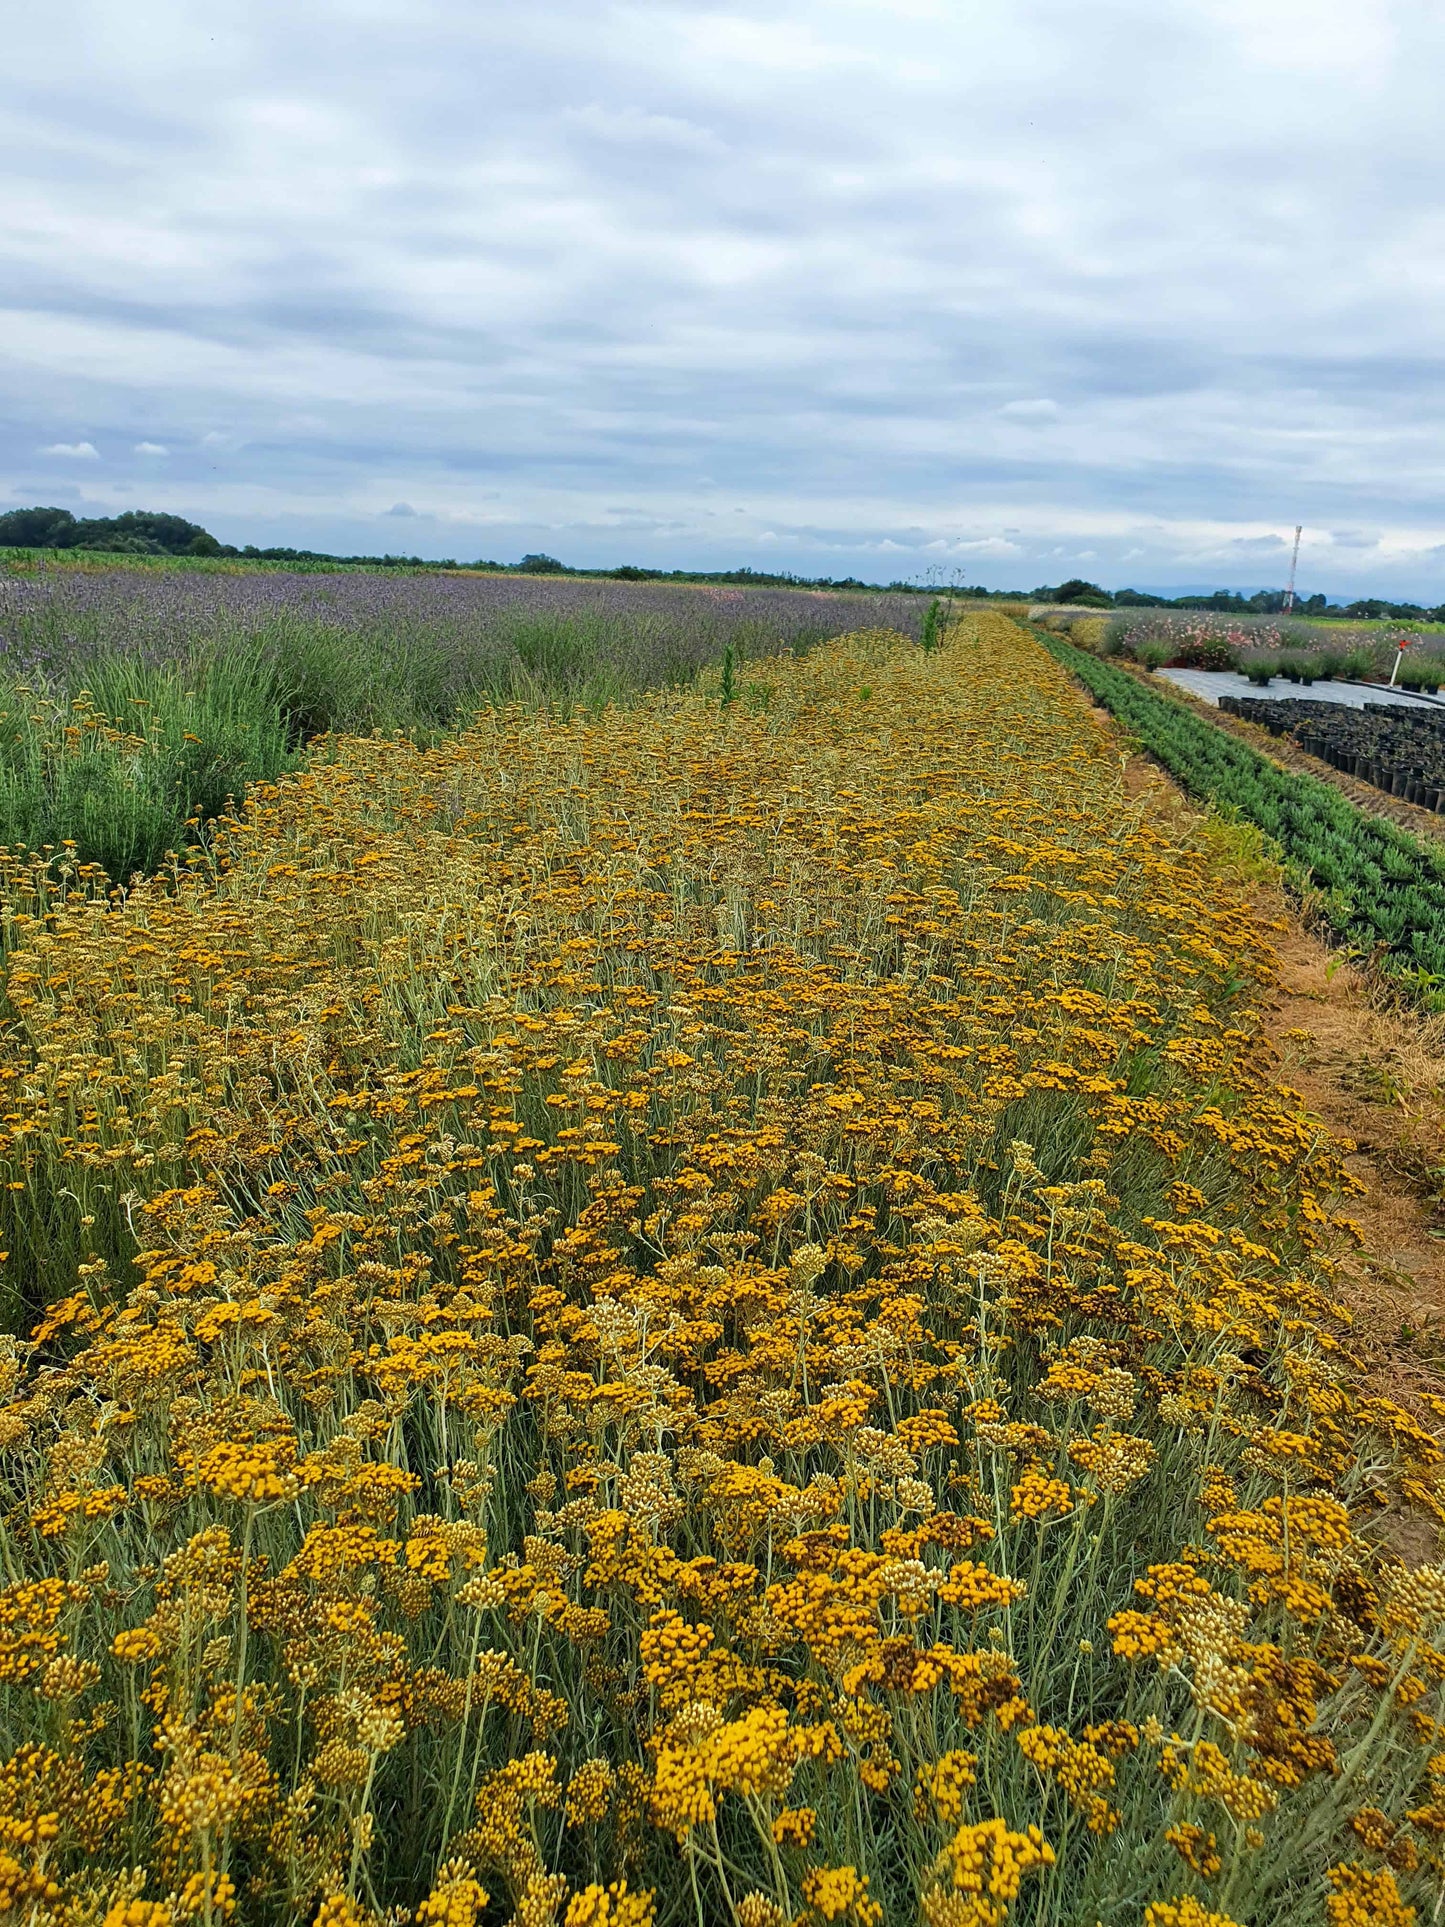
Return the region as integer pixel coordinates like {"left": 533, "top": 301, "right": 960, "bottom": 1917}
{"left": 1283, "top": 524, "right": 1303, "bottom": 611}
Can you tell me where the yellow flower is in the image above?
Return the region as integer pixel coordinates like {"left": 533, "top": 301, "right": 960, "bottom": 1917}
{"left": 1143, "top": 1901, "right": 1245, "bottom": 1927}
{"left": 563, "top": 1881, "right": 655, "bottom": 1927}
{"left": 1008, "top": 1468, "right": 1074, "bottom": 1523}
{"left": 313, "top": 1898, "right": 367, "bottom": 1927}
{"left": 1325, "top": 1863, "right": 1416, "bottom": 1927}
{"left": 195, "top": 1439, "right": 297, "bottom": 1505}
{"left": 103, "top": 1904, "right": 174, "bottom": 1927}
{"left": 771, "top": 1807, "right": 816, "bottom": 1848}
{"left": 800, "top": 1865, "right": 882, "bottom": 1927}
{"left": 178, "top": 1872, "right": 236, "bottom": 1919}
{"left": 112, "top": 1626, "right": 163, "bottom": 1664}
{"left": 415, "top": 1863, "right": 491, "bottom": 1927}
{"left": 914, "top": 1750, "right": 978, "bottom": 1826}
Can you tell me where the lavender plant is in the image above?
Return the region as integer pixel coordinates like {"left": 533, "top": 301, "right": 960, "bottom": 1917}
{"left": 0, "top": 568, "right": 926, "bottom": 879}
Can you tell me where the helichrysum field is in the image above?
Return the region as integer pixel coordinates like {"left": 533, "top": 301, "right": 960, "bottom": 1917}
{"left": 0, "top": 612, "right": 1440, "bottom": 1927}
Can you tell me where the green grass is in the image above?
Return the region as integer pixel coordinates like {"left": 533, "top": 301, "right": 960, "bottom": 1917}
{"left": 0, "top": 649, "right": 295, "bottom": 886}
{"left": 0, "top": 546, "right": 397, "bottom": 575}
{"left": 0, "top": 617, "right": 636, "bottom": 888}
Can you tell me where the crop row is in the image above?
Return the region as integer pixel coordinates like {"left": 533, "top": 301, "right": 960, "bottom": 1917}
{"left": 1040, "top": 632, "right": 1445, "bottom": 989}
{"left": 1220, "top": 695, "right": 1445, "bottom": 810}
{"left": 0, "top": 615, "right": 1436, "bottom": 1926}
{"left": 0, "top": 567, "right": 927, "bottom": 883}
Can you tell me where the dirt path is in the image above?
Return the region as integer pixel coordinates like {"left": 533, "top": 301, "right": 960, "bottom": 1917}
{"left": 1264, "top": 921, "right": 1445, "bottom": 1367}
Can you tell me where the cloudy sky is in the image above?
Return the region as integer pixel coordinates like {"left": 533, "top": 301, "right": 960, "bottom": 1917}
{"left": 3, "top": 0, "right": 1443, "bottom": 591}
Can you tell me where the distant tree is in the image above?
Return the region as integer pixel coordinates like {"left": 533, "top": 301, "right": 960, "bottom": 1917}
{"left": 0, "top": 506, "right": 80, "bottom": 548}
{"left": 135, "top": 511, "right": 220, "bottom": 554}
{"left": 1175, "top": 591, "right": 1249, "bottom": 613}
{"left": 1112, "top": 589, "right": 1167, "bottom": 607}
{"left": 0, "top": 506, "right": 224, "bottom": 555}
{"left": 518, "top": 552, "right": 566, "bottom": 574}
{"left": 611, "top": 564, "right": 660, "bottom": 580}
{"left": 1053, "top": 578, "right": 1113, "bottom": 607}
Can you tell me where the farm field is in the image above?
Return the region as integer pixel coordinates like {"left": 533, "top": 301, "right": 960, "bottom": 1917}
{"left": 0, "top": 610, "right": 1441, "bottom": 1927}
{"left": 0, "top": 565, "right": 924, "bottom": 882}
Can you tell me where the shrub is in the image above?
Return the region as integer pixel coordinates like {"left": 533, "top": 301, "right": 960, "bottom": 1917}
{"left": 1052, "top": 576, "right": 1113, "bottom": 606}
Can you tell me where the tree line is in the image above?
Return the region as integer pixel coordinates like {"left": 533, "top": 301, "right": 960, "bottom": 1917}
{"left": 1, "top": 513, "right": 1433, "bottom": 615}
{"left": 1040, "top": 575, "right": 1443, "bottom": 622}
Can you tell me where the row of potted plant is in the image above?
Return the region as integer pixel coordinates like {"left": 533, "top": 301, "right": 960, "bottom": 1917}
{"left": 1124, "top": 635, "right": 1445, "bottom": 692}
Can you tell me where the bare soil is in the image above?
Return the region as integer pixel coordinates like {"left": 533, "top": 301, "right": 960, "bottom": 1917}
{"left": 1263, "top": 921, "right": 1445, "bottom": 1368}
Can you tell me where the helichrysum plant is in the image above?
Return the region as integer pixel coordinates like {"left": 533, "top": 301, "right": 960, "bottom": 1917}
{"left": 0, "top": 612, "right": 1439, "bottom": 1927}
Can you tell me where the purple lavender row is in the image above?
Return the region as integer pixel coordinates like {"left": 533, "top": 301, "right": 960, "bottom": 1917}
{"left": 0, "top": 567, "right": 925, "bottom": 713}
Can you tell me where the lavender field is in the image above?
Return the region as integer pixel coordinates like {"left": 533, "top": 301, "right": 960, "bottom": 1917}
{"left": 0, "top": 565, "right": 925, "bottom": 884}
{"left": 0, "top": 566, "right": 925, "bottom": 717}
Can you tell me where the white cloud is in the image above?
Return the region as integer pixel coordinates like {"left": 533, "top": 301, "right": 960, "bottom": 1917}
{"left": 134, "top": 440, "right": 168, "bottom": 454}
{"left": 2, "top": 1, "right": 1444, "bottom": 588}
{"left": 960, "top": 537, "right": 1025, "bottom": 558}
{"left": 563, "top": 103, "right": 723, "bottom": 154}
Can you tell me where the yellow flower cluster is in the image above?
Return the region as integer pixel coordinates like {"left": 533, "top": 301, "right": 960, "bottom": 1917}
{"left": 0, "top": 612, "right": 1439, "bottom": 1923}
{"left": 1325, "top": 1861, "right": 1417, "bottom": 1927}
{"left": 1143, "top": 1901, "right": 1244, "bottom": 1927}
{"left": 800, "top": 1863, "right": 882, "bottom": 1926}
{"left": 924, "top": 1817, "right": 1054, "bottom": 1927}
{"left": 915, "top": 1750, "right": 979, "bottom": 1826}
{"left": 562, "top": 1879, "right": 654, "bottom": 1927}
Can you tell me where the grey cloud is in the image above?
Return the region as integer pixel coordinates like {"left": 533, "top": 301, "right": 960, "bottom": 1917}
{"left": 5, "top": 1, "right": 1445, "bottom": 589}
